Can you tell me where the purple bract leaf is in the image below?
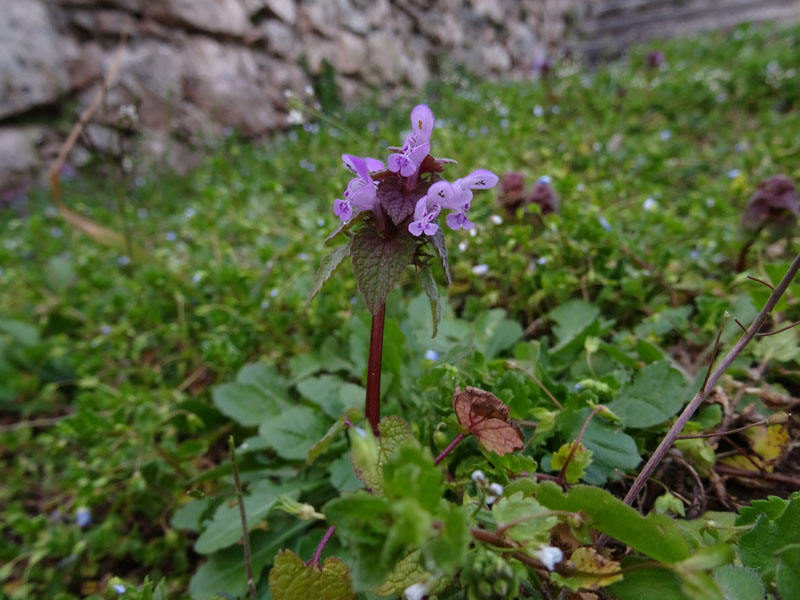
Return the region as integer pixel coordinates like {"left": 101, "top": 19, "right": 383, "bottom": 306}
{"left": 376, "top": 177, "right": 427, "bottom": 226}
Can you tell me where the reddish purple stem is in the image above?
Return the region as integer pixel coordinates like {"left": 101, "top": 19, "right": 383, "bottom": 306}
{"left": 365, "top": 303, "right": 386, "bottom": 436}
{"left": 307, "top": 526, "right": 336, "bottom": 570}
{"left": 434, "top": 432, "right": 468, "bottom": 466}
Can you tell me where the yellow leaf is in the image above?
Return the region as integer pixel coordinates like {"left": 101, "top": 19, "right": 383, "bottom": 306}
{"left": 571, "top": 547, "right": 623, "bottom": 588}
{"left": 745, "top": 424, "right": 789, "bottom": 463}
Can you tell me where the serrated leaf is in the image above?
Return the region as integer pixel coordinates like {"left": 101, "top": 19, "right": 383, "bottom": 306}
{"left": 325, "top": 210, "right": 366, "bottom": 244}
{"left": 712, "top": 565, "right": 765, "bottom": 600}
{"left": 536, "top": 482, "right": 690, "bottom": 563}
{"left": 492, "top": 492, "right": 556, "bottom": 544}
{"left": 607, "top": 361, "right": 687, "bottom": 428}
{"left": 269, "top": 549, "right": 354, "bottom": 600}
{"left": 350, "top": 217, "right": 415, "bottom": 314}
{"left": 376, "top": 177, "right": 425, "bottom": 225}
{"left": 777, "top": 544, "right": 800, "bottom": 600}
{"left": 376, "top": 550, "right": 428, "bottom": 597}
{"left": 739, "top": 495, "right": 800, "bottom": 584}
{"left": 736, "top": 495, "right": 788, "bottom": 525}
{"left": 418, "top": 266, "right": 441, "bottom": 338}
{"left": 428, "top": 228, "right": 451, "bottom": 284}
{"left": 570, "top": 547, "right": 623, "bottom": 587}
{"left": 194, "top": 479, "right": 310, "bottom": 554}
{"left": 550, "top": 442, "right": 593, "bottom": 483}
{"left": 308, "top": 241, "right": 351, "bottom": 302}
{"left": 351, "top": 416, "right": 413, "bottom": 493}
{"left": 452, "top": 386, "right": 524, "bottom": 456}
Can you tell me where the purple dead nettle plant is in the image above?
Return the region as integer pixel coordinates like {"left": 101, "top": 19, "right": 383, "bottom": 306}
{"left": 309, "top": 104, "right": 498, "bottom": 434}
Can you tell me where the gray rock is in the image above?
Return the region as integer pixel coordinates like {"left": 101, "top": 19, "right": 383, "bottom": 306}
{"left": 263, "top": 20, "right": 299, "bottom": 59}
{"left": 0, "top": 127, "right": 40, "bottom": 192}
{"left": 145, "top": 0, "right": 250, "bottom": 37}
{"left": 0, "top": 0, "right": 77, "bottom": 119}
{"left": 243, "top": 0, "right": 297, "bottom": 24}
{"left": 182, "top": 37, "right": 280, "bottom": 136}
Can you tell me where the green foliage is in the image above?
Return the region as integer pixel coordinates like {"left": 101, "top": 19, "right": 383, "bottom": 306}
{"left": 491, "top": 492, "right": 556, "bottom": 544}
{"left": 738, "top": 493, "right": 800, "bottom": 584}
{"left": 607, "top": 360, "right": 687, "bottom": 427}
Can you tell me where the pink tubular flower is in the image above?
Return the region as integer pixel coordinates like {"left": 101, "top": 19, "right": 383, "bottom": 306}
{"left": 334, "top": 154, "right": 379, "bottom": 222}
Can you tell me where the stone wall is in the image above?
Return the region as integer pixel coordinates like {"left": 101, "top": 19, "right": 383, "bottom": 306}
{"left": 0, "top": 0, "right": 582, "bottom": 196}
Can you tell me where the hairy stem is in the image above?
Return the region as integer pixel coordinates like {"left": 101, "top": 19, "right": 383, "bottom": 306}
{"left": 307, "top": 526, "right": 336, "bottom": 570}
{"left": 228, "top": 436, "right": 257, "bottom": 600}
{"left": 434, "top": 432, "right": 468, "bottom": 465}
{"left": 623, "top": 252, "right": 800, "bottom": 507}
{"left": 365, "top": 303, "right": 387, "bottom": 436}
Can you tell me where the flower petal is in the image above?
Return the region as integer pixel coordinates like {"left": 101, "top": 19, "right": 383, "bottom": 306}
{"left": 427, "top": 180, "right": 456, "bottom": 208}
{"left": 342, "top": 154, "right": 371, "bottom": 181}
{"left": 409, "top": 142, "right": 430, "bottom": 166}
{"left": 446, "top": 211, "right": 463, "bottom": 230}
{"left": 410, "top": 104, "right": 435, "bottom": 142}
{"left": 409, "top": 220, "right": 425, "bottom": 236}
{"left": 364, "top": 157, "right": 384, "bottom": 172}
{"left": 462, "top": 169, "right": 499, "bottom": 189}
{"left": 413, "top": 196, "right": 428, "bottom": 221}
{"left": 387, "top": 153, "right": 403, "bottom": 173}
{"left": 423, "top": 222, "right": 439, "bottom": 235}
{"left": 350, "top": 185, "right": 376, "bottom": 210}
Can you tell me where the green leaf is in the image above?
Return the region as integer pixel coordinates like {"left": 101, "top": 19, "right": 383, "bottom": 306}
{"left": 735, "top": 494, "right": 789, "bottom": 525}
{"left": 491, "top": 492, "right": 556, "bottom": 544}
{"left": 269, "top": 549, "right": 354, "bottom": 600}
{"left": 549, "top": 300, "right": 600, "bottom": 352}
{"left": 170, "top": 498, "right": 212, "bottom": 532}
{"left": 738, "top": 494, "right": 800, "bottom": 583}
{"left": 678, "top": 570, "right": 725, "bottom": 600}
{"left": 418, "top": 266, "right": 441, "bottom": 338}
{"left": 676, "top": 543, "right": 733, "bottom": 571}
{"left": 535, "top": 482, "right": 690, "bottom": 562}
{"left": 258, "top": 406, "right": 333, "bottom": 460}
{"left": 0, "top": 319, "right": 40, "bottom": 347}
{"left": 424, "top": 503, "right": 469, "bottom": 573}
{"left": 776, "top": 544, "right": 800, "bottom": 600}
{"left": 296, "top": 374, "right": 365, "bottom": 419}
{"left": 382, "top": 442, "right": 443, "bottom": 511}
{"left": 212, "top": 382, "right": 280, "bottom": 428}
{"left": 655, "top": 491, "right": 686, "bottom": 517}
{"left": 607, "top": 361, "right": 687, "bottom": 428}
{"left": 712, "top": 565, "right": 765, "bottom": 600}
{"left": 350, "top": 217, "right": 415, "bottom": 314}
{"left": 376, "top": 550, "right": 428, "bottom": 597}
{"left": 557, "top": 407, "right": 641, "bottom": 483}
{"left": 194, "top": 479, "right": 310, "bottom": 554}
{"left": 44, "top": 255, "right": 76, "bottom": 292}
{"left": 350, "top": 416, "right": 413, "bottom": 494}
{"left": 307, "top": 241, "right": 351, "bottom": 302}
{"left": 189, "top": 521, "right": 308, "bottom": 600}
{"left": 428, "top": 228, "right": 451, "bottom": 284}
{"left": 550, "top": 442, "right": 593, "bottom": 483}
{"left": 307, "top": 409, "right": 361, "bottom": 465}
{"left": 607, "top": 560, "right": 687, "bottom": 600}
{"left": 212, "top": 362, "right": 289, "bottom": 427}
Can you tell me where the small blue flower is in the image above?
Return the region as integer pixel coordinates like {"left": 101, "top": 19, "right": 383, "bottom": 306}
{"left": 424, "top": 349, "right": 440, "bottom": 361}
{"left": 660, "top": 130, "right": 672, "bottom": 141}
{"left": 165, "top": 231, "right": 177, "bottom": 242}
{"left": 117, "top": 255, "right": 131, "bottom": 266}
{"left": 472, "top": 264, "right": 489, "bottom": 276}
{"left": 598, "top": 216, "right": 612, "bottom": 232}
{"left": 727, "top": 169, "right": 741, "bottom": 178}
{"left": 112, "top": 584, "right": 126, "bottom": 594}
{"left": 76, "top": 507, "right": 91, "bottom": 528}
{"left": 533, "top": 105, "right": 544, "bottom": 117}
{"left": 643, "top": 197, "right": 659, "bottom": 211}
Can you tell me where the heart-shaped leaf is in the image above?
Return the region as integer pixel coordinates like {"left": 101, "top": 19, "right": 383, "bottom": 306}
{"left": 269, "top": 549, "right": 354, "bottom": 600}
{"left": 452, "top": 386, "right": 523, "bottom": 456}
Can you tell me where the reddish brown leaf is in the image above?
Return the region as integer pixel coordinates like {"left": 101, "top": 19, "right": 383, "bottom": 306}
{"left": 452, "top": 386, "right": 524, "bottom": 456}
{"left": 742, "top": 175, "right": 799, "bottom": 231}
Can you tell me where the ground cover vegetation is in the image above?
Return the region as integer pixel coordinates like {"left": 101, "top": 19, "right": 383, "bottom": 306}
{"left": 2, "top": 22, "right": 800, "bottom": 600}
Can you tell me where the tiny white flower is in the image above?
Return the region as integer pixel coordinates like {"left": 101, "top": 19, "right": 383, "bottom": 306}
{"left": 536, "top": 257, "right": 548, "bottom": 265}
{"left": 404, "top": 582, "right": 428, "bottom": 600}
{"left": 489, "top": 482, "right": 504, "bottom": 496}
{"left": 287, "top": 109, "right": 304, "bottom": 125}
{"left": 533, "top": 105, "right": 544, "bottom": 117}
{"left": 533, "top": 545, "right": 563, "bottom": 571}
{"left": 317, "top": 218, "right": 325, "bottom": 227}
{"left": 472, "top": 264, "right": 489, "bottom": 276}
{"left": 184, "top": 207, "right": 196, "bottom": 218}
{"left": 642, "top": 197, "right": 658, "bottom": 211}
{"left": 490, "top": 215, "right": 503, "bottom": 225}
{"left": 485, "top": 495, "right": 498, "bottom": 505}
{"left": 538, "top": 175, "right": 552, "bottom": 184}
{"left": 261, "top": 301, "right": 270, "bottom": 310}
{"left": 354, "top": 426, "right": 367, "bottom": 438}
{"left": 458, "top": 241, "right": 467, "bottom": 252}
{"left": 269, "top": 288, "right": 278, "bottom": 298}
{"left": 469, "top": 228, "right": 478, "bottom": 237}
{"left": 471, "top": 470, "right": 486, "bottom": 484}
